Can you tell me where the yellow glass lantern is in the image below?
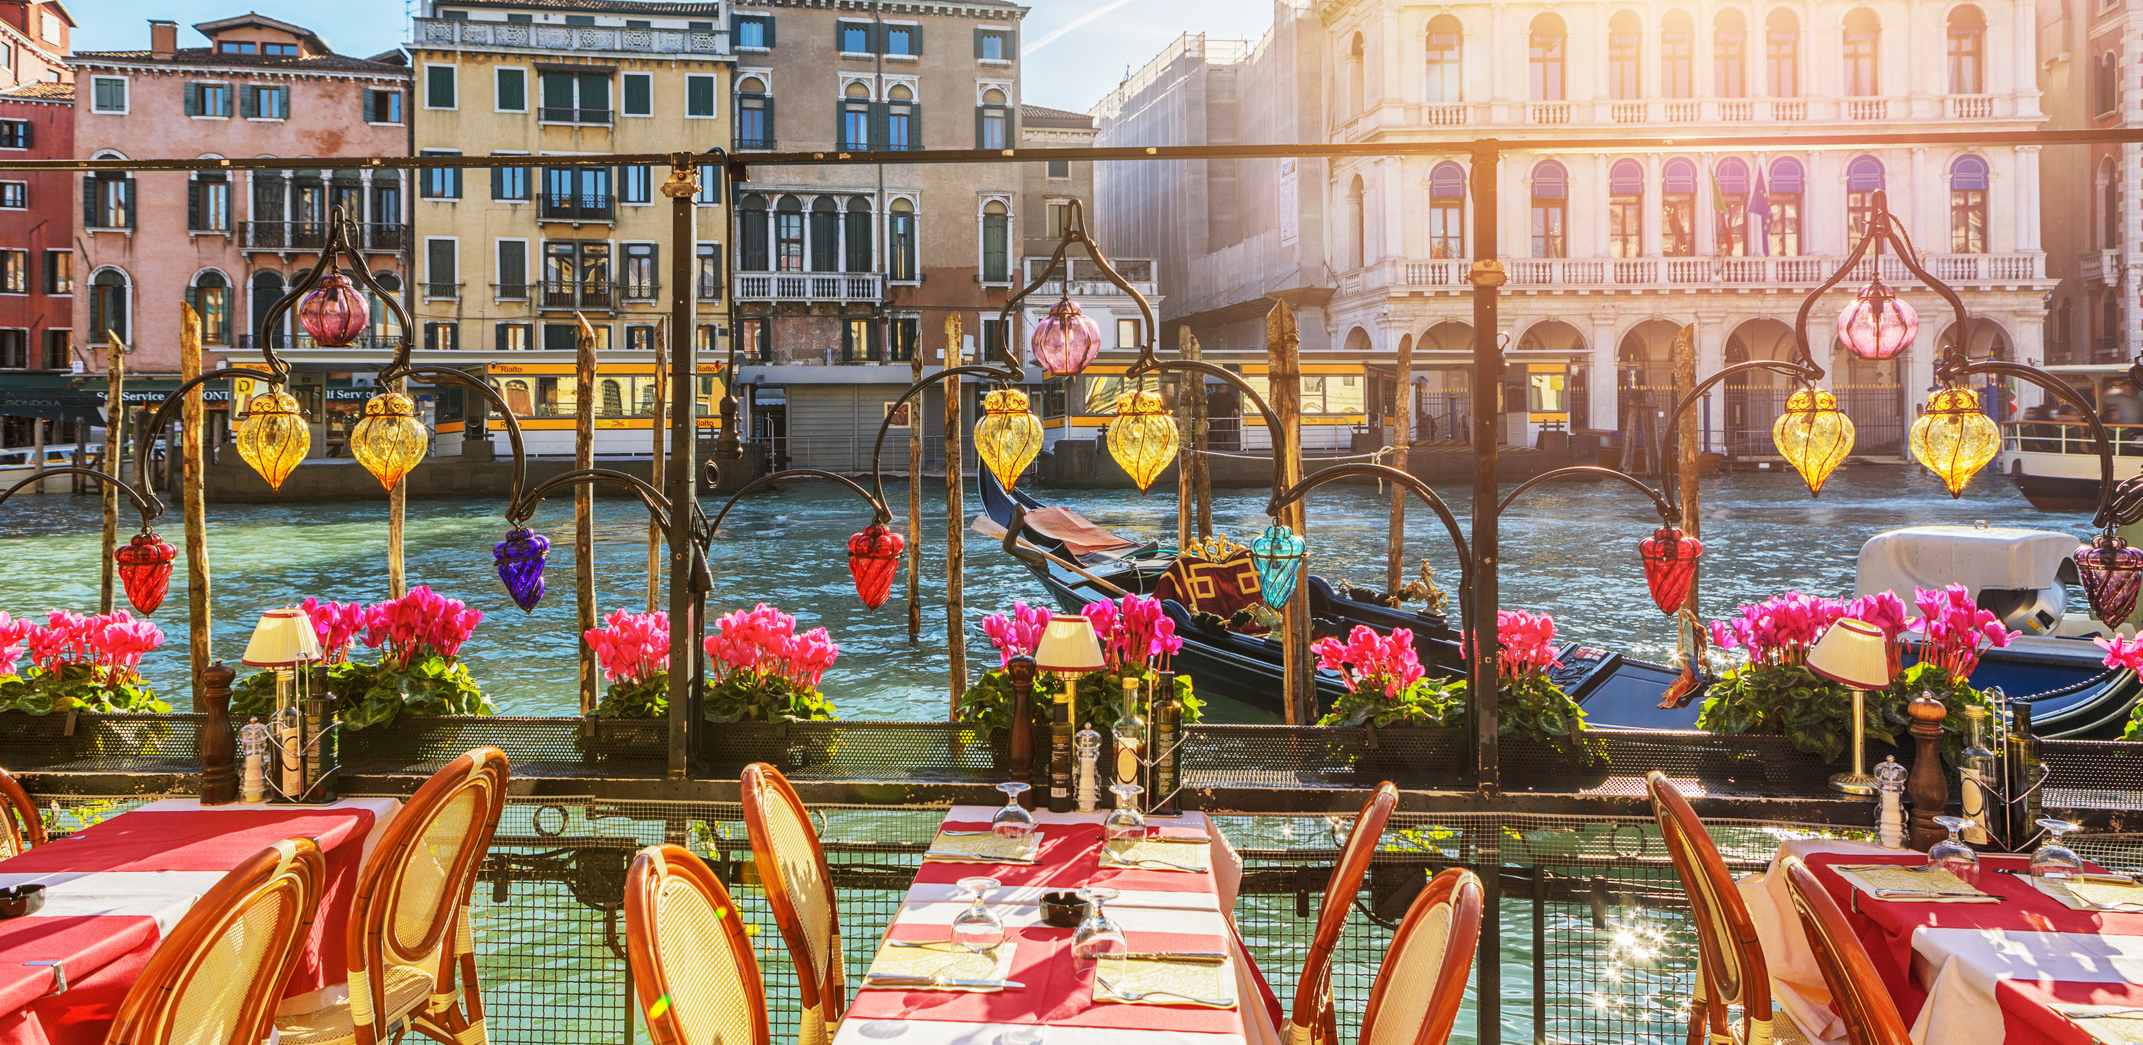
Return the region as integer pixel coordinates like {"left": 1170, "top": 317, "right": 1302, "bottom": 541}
{"left": 975, "top": 387, "right": 1044, "bottom": 492}
{"left": 1910, "top": 386, "right": 2001, "bottom": 497}
{"left": 1772, "top": 386, "right": 1856, "bottom": 497}
{"left": 1107, "top": 387, "right": 1179, "bottom": 493}
{"left": 235, "top": 391, "right": 310, "bottom": 491}
{"left": 351, "top": 391, "right": 430, "bottom": 492}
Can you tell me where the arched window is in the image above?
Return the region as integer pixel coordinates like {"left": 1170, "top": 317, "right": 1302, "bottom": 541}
{"left": 809, "top": 196, "right": 839, "bottom": 272}
{"left": 1428, "top": 162, "right": 1465, "bottom": 258}
{"left": 1609, "top": 159, "right": 1644, "bottom": 257}
{"left": 845, "top": 197, "right": 872, "bottom": 272}
{"left": 1660, "top": 10, "right": 1694, "bottom": 98}
{"left": 90, "top": 269, "right": 129, "bottom": 345}
{"left": 371, "top": 271, "right": 403, "bottom": 343}
{"left": 1715, "top": 9, "right": 1747, "bottom": 98}
{"left": 2096, "top": 53, "right": 2119, "bottom": 114}
{"left": 504, "top": 379, "right": 532, "bottom": 417}
{"left": 888, "top": 198, "right": 917, "bottom": 281}
{"left": 981, "top": 199, "right": 1009, "bottom": 283}
{"left": 1530, "top": 161, "right": 1567, "bottom": 258}
{"left": 601, "top": 379, "right": 623, "bottom": 416}
{"left": 1347, "top": 175, "right": 1367, "bottom": 269}
{"left": 840, "top": 81, "right": 871, "bottom": 150}
{"left": 1663, "top": 158, "right": 1697, "bottom": 256}
{"left": 1424, "top": 16, "right": 1462, "bottom": 103}
{"left": 884, "top": 84, "right": 915, "bottom": 150}
{"left": 1607, "top": 11, "right": 1642, "bottom": 100}
{"left": 1950, "top": 155, "right": 1989, "bottom": 253}
{"left": 2101, "top": 159, "right": 2120, "bottom": 250}
{"left": 774, "top": 195, "right": 804, "bottom": 272}
{"left": 1347, "top": 33, "right": 1365, "bottom": 114}
{"left": 1766, "top": 9, "right": 1800, "bottom": 97}
{"left": 1843, "top": 8, "right": 1880, "bottom": 96}
{"left": 189, "top": 271, "right": 231, "bottom": 345}
{"left": 739, "top": 194, "right": 769, "bottom": 270}
{"left": 1768, "top": 158, "right": 1804, "bottom": 256}
{"left": 1528, "top": 15, "right": 1565, "bottom": 101}
{"left": 736, "top": 75, "right": 771, "bottom": 149}
{"left": 1948, "top": 5, "right": 1985, "bottom": 94}
{"left": 1717, "top": 158, "right": 1751, "bottom": 255}
{"left": 250, "top": 270, "right": 283, "bottom": 346}
{"left": 1847, "top": 156, "right": 1886, "bottom": 239}
{"left": 2105, "top": 294, "right": 2121, "bottom": 359}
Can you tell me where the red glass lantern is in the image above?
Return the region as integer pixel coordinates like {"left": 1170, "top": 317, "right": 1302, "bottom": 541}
{"left": 1835, "top": 279, "right": 1919, "bottom": 361}
{"left": 2077, "top": 533, "right": 2143, "bottom": 626}
{"left": 847, "top": 523, "right": 905, "bottom": 609}
{"left": 1638, "top": 525, "right": 1704, "bottom": 616}
{"left": 297, "top": 273, "right": 369, "bottom": 348}
{"left": 114, "top": 530, "right": 178, "bottom": 615}
{"left": 1030, "top": 298, "right": 1101, "bottom": 377}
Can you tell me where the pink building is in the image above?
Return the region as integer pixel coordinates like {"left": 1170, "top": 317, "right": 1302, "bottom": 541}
{"left": 69, "top": 14, "right": 411, "bottom": 381}
{"left": 0, "top": 1, "right": 75, "bottom": 449}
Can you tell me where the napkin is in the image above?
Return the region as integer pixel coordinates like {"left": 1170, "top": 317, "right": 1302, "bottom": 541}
{"left": 1093, "top": 954, "right": 1237, "bottom": 1008}
{"left": 925, "top": 831, "right": 1042, "bottom": 865}
{"left": 1100, "top": 837, "right": 1211, "bottom": 873}
{"left": 2028, "top": 874, "right": 2143, "bottom": 913}
{"left": 862, "top": 939, "right": 1018, "bottom": 993}
{"left": 1831, "top": 864, "right": 1999, "bottom": 903}
{"left": 2055, "top": 1006, "right": 2143, "bottom": 1045}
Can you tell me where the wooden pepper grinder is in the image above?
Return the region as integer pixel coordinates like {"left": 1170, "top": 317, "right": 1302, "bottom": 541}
{"left": 1006, "top": 656, "right": 1036, "bottom": 810}
{"left": 198, "top": 662, "right": 238, "bottom": 806}
{"left": 1907, "top": 693, "right": 1950, "bottom": 851}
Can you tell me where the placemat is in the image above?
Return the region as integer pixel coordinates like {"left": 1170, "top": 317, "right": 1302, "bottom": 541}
{"left": 1833, "top": 864, "right": 1998, "bottom": 903}
{"left": 861, "top": 939, "right": 1018, "bottom": 993}
{"left": 2056, "top": 1006, "right": 2143, "bottom": 1045}
{"left": 2029, "top": 875, "right": 2143, "bottom": 913}
{"left": 1092, "top": 954, "right": 1236, "bottom": 1008}
{"left": 1099, "top": 838, "right": 1210, "bottom": 874}
{"left": 926, "top": 831, "right": 1043, "bottom": 866}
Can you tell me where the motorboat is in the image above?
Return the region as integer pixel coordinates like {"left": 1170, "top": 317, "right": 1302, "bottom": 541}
{"left": 1995, "top": 363, "right": 2143, "bottom": 512}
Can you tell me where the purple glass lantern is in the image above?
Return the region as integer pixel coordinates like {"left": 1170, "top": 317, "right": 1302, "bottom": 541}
{"left": 494, "top": 527, "right": 550, "bottom": 613}
{"left": 2077, "top": 532, "right": 2143, "bottom": 626}
{"left": 1030, "top": 298, "right": 1102, "bottom": 377}
{"left": 297, "top": 273, "right": 370, "bottom": 348}
{"left": 1835, "top": 279, "right": 1919, "bottom": 361}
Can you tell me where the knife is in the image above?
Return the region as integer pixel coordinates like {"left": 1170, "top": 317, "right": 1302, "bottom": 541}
{"left": 864, "top": 975, "right": 1025, "bottom": 989}
{"left": 923, "top": 849, "right": 1035, "bottom": 862}
{"left": 1115, "top": 951, "right": 1228, "bottom": 964}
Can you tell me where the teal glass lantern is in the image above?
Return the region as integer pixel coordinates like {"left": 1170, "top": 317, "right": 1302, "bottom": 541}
{"left": 1248, "top": 523, "right": 1306, "bottom": 610}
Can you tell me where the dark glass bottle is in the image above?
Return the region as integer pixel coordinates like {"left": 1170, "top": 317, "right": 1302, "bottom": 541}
{"left": 1049, "top": 679, "right": 1075, "bottom": 814}
{"left": 1150, "top": 673, "right": 1182, "bottom": 816}
{"left": 2005, "top": 700, "right": 2042, "bottom": 849}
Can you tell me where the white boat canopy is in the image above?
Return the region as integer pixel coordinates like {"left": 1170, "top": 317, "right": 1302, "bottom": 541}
{"left": 1855, "top": 525, "right": 2079, "bottom": 604}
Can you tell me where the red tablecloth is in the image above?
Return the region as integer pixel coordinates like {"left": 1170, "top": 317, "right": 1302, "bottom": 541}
{"left": 0, "top": 798, "right": 398, "bottom": 1045}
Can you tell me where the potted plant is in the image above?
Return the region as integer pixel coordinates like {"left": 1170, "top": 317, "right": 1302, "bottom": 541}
{"left": 232, "top": 589, "right": 493, "bottom": 731}
{"left": 701, "top": 604, "right": 840, "bottom": 723}
{"left": 957, "top": 595, "right": 1204, "bottom": 736}
{"left": 955, "top": 600, "right": 1054, "bottom": 737}
{"left": 1479, "top": 610, "right": 1600, "bottom": 781}
{"left": 1313, "top": 624, "right": 1461, "bottom": 727}
{"left": 0, "top": 610, "right": 170, "bottom": 715}
{"left": 2100, "top": 634, "right": 2143, "bottom": 740}
{"left": 586, "top": 609, "right": 671, "bottom": 718}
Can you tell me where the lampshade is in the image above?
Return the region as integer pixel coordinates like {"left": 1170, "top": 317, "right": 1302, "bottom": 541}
{"left": 1772, "top": 386, "right": 1856, "bottom": 497}
{"left": 846, "top": 523, "right": 904, "bottom": 610}
{"left": 1805, "top": 617, "right": 1892, "bottom": 690}
{"left": 1030, "top": 298, "right": 1101, "bottom": 377}
{"left": 1836, "top": 280, "right": 1919, "bottom": 361}
{"left": 297, "top": 272, "right": 369, "bottom": 348}
{"left": 1033, "top": 613, "right": 1105, "bottom": 676}
{"left": 114, "top": 529, "right": 178, "bottom": 616}
{"left": 235, "top": 391, "right": 311, "bottom": 491}
{"left": 494, "top": 527, "right": 550, "bottom": 613}
{"left": 975, "top": 387, "right": 1044, "bottom": 492}
{"left": 1107, "top": 388, "right": 1179, "bottom": 493}
{"left": 1910, "top": 386, "right": 2001, "bottom": 497}
{"left": 2076, "top": 533, "right": 2143, "bottom": 626}
{"left": 1638, "top": 525, "right": 1703, "bottom": 616}
{"left": 350, "top": 391, "right": 429, "bottom": 491}
{"left": 1248, "top": 523, "right": 1307, "bottom": 609}
{"left": 242, "top": 607, "right": 322, "bottom": 668}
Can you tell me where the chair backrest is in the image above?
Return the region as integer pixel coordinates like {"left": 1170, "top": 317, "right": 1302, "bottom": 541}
{"left": 1780, "top": 858, "right": 1914, "bottom": 1045}
{"left": 625, "top": 843, "right": 771, "bottom": 1045}
{"left": 0, "top": 765, "right": 43, "bottom": 859}
{"left": 1357, "top": 868, "right": 1482, "bottom": 1045}
{"left": 1288, "top": 781, "right": 1400, "bottom": 1043}
{"left": 346, "top": 747, "right": 510, "bottom": 1044}
{"left": 107, "top": 837, "right": 326, "bottom": 1045}
{"left": 1646, "top": 771, "right": 1775, "bottom": 1032}
{"left": 740, "top": 762, "right": 844, "bottom": 1039}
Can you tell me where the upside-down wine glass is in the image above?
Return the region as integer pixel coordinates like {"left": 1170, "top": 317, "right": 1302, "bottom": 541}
{"left": 1104, "top": 784, "right": 1146, "bottom": 845}
{"left": 2031, "top": 819, "right": 2085, "bottom": 884}
{"left": 993, "top": 781, "right": 1036, "bottom": 838}
{"left": 1071, "top": 886, "right": 1125, "bottom": 959}
{"left": 1925, "top": 816, "right": 1980, "bottom": 884}
{"left": 951, "top": 876, "right": 1006, "bottom": 954}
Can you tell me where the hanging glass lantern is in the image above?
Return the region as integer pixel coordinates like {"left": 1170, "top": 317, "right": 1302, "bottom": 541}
{"left": 1836, "top": 279, "right": 1919, "bottom": 361}
{"left": 350, "top": 391, "right": 429, "bottom": 492}
{"left": 975, "top": 387, "right": 1044, "bottom": 492}
{"left": 1107, "top": 388, "right": 1179, "bottom": 493}
{"left": 847, "top": 523, "right": 905, "bottom": 610}
{"left": 1772, "top": 386, "right": 1856, "bottom": 497}
{"left": 1638, "top": 525, "right": 1704, "bottom": 617}
{"left": 1910, "top": 386, "right": 2002, "bottom": 497}
{"left": 2076, "top": 533, "right": 2143, "bottom": 626}
{"left": 1248, "top": 523, "right": 1307, "bottom": 610}
{"left": 494, "top": 527, "right": 550, "bottom": 613}
{"left": 1030, "top": 298, "right": 1102, "bottom": 377}
{"left": 296, "top": 272, "right": 370, "bottom": 348}
{"left": 235, "top": 391, "right": 311, "bottom": 491}
{"left": 114, "top": 529, "right": 178, "bottom": 615}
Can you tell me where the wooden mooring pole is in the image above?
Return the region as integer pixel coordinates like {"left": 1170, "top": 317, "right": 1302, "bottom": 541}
{"left": 386, "top": 371, "right": 408, "bottom": 599}
{"left": 648, "top": 321, "right": 667, "bottom": 614}
{"left": 944, "top": 314, "right": 967, "bottom": 713}
{"left": 99, "top": 334, "right": 125, "bottom": 614}
{"left": 907, "top": 329, "right": 924, "bottom": 638}
{"left": 1175, "top": 326, "right": 1192, "bottom": 552}
{"left": 1465, "top": 141, "right": 1506, "bottom": 1045}
{"left": 180, "top": 306, "right": 210, "bottom": 711}
{"left": 1674, "top": 323, "right": 1701, "bottom": 613}
{"left": 1265, "top": 301, "right": 1308, "bottom": 726}
{"left": 1388, "top": 332, "right": 1413, "bottom": 593}
{"left": 1190, "top": 334, "right": 1211, "bottom": 540}
{"left": 575, "top": 313, "right": 598, "bottom": 716}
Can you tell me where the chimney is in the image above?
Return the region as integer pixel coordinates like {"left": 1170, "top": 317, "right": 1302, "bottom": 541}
{"left": 148, "top": 20, "right": 177, "bottom": 59}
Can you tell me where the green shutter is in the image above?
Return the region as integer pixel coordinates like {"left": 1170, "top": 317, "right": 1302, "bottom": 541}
{"left": 628, "top": 74, "right": 653, "bottom": 116}
{"left": 186, "top": 180, "right": 200, "bottom": 229}
{"left": 276, "top": 86, "right": 290, "bottom": 120}
{"left": 184, "top": 83, "right": 199, "bottom": 116}
{"left": 763, "top": 96, "right": 775, "bottom": 147}
{"left": 541, "top": 72, "right": 572, "bottom": 113}
{"left": 122, "top": 178, "right": 136, "bottom": 228}
{"left": 908, "top": 104, "right": 921, "bottom": 148}
{"left": 686, "top": 76, "right": 711, "bottom": 117}
{"left": 908, "top": 25, "right": 922, "bottom": 56}
{"left": 428, "top": 66, "right": 455, "bottom": 109}
{"left": 578, "top": 73, "right": 608, "bottom": 115}
{"left": 869, "top": 101, "right": 886, "bottom": 151}
{"left": 239, "top": 86, "right": 256, "bottom": 119}
{"left": 81, "top": 176, "right": 93, "bottom": 228}
{"left": 498, "top": 68, "right": 525, "bottom": 111}
{"left": 973, "top": 27, "right": 983, "bottom": 57}
{"left": 974, "top": 106, "right": 985, "bottom": 148}
{"left": 763, "top": 14, "right": 776, "bottom": 46}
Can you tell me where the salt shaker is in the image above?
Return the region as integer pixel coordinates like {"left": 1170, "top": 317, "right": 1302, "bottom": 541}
{"left": 1074, "top": 723, "right": 1102, "bottom": 814}
{"left": 239, "top": 718, "right": 272, "bottom": 804}
{"left": 1875, "top": 756, "right": 1908, "bottom": 849}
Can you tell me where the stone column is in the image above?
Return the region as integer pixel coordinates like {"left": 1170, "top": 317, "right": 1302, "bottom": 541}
{"left": 1593, "top": 153, "right": 1612, "bottom": 257}
{"left": 1695, "top": 313, "right": 1729, "bottom": 453}
{"left": 1643, "top": 153, "right": 1663, "bottom": 257}
{"left": 1696, "top": 152, "right": 1717, "bottom": 257}
{"left": 2017, "top": 145, "right": 2043, "bottom": 252}
{"left": 1383, "top": 157, "right": 1406, "bottom": 265}
{"left": 1591, "top": 312, "right": 1619, "bottom": 427}
{"left": 1910, "top": 149, "right": 1931, "bottom": 252}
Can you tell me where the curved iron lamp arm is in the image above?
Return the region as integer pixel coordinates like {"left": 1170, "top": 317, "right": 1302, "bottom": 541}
{"left": 397, "top": 366, "right": 531, "bottom": 518}
{"left": 1263, "top": 463, "right": 1476, "bottom": 635}
{"left": 1122, "top": 358, "right": 1288, "bottom": 494}
{"left": 0, "top": 467, "right": 157, "bottom": 529}
{"left": 705, "top": 467, "right": 891, "bottom": 536}
{"left": 990, "top": 199, "right": 1157, "bottom": 357}
{"left": 1492, "top": 465, "right": 1681, "bottom": 528}
{"left": 510, "top": 468, "right": 675, "bottom": 534}
{"left": 1942, "top": 360, "right": 2118, "bottom": 528}
{"left": 864, "top": 362, "right": 1021, "bottom": 509}
{"left": 129, "top": 365, "right": 290, "bottom": 519}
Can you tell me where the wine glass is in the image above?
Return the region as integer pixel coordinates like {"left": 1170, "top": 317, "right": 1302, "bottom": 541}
{"left": 1071, "top": 886, "right": 1124, "bottom": 959}
{"left": 1104, "top": 784, "right": 1146, "bottom": 844}
{"left": 950, "top": 876, "right": 1006, "bottom": 954}
{"left": 2031, "top": 819, "right": 2085, "bottom": 884}
{"left": 992, "top": 782, "right": 1036, "bottom": 838}
{"left": 1925, "top": 816, "right": 1980, "bottom": 884}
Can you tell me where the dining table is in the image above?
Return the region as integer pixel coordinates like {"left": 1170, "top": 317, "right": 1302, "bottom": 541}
{"left": 1745, "top": 837, "right": 2143, "bottom": 1045}
{"left": 832, "top": 804, "right": 1283, "bottom": 1045}
{"left": 0, "top": 796, "right": 401, "bottom": 1045}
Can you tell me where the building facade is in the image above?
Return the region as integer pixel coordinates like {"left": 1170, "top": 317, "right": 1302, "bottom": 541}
{"left": 1097, "top": 3, "right": 2052, "bottom": 457}
{"left": 2038, "top": 0, "right": 2133, "bottom": 365}
{"left": 0, "top": 0, "right": 74, "bottom": 392}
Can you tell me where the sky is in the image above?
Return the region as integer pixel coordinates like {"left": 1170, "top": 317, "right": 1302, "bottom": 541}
{"left": 71, "top": 0, "right": 1275, "bottom": 114}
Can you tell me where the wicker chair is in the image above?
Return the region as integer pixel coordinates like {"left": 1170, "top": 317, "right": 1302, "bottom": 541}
{"left": 276, "top": 747, "right": 510, "bottom": 1045}
{"left": 107, "top": 837, "right": 326, "bottom": 1045}
{"left": 1268, "top": 781, "right": 1399, "bottom": 1045}
{"left": 625, "top": 843, "right": 772, "bottom": 1045}
{"left": 0, "top": 765, "right": 44, "bottom": 859}
{"left": 1780, "top": 857, "right": 1914, "bottom": 1045}
{"left": 740, "top": 762, "right": 844, "bottom": 1045}
{"left": 1646, "top": 771, "right": 1812, "bottom": 1045}
{"left": 1356, "top": 867, "right": 1481, "bottom": 1045}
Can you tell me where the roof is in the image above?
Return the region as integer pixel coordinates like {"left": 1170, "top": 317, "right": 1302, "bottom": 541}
{"left": 70, "top": 48, "right": 409, "bottom": 74}
{"left": 0, "top": 81, "right": 71, "bottom": 100}
{"left": 191, "top": 12, "right": 330, "bottom": 53}
{"left": 436, "top": 0, "right": 720, "bottom": 14}
{"left": 0, "top": 1, "right": 76, "bottom": 29}
{"left": 1021, "top": 103, "right": 1092, "bottom": 128}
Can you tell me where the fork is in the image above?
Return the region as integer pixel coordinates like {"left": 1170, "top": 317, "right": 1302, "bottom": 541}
{"left": 1102, "top": 850, "right": 1204, "bottom": 872}
{"left": 1096, "top": 977, "right": 1235, "bottom": 1007}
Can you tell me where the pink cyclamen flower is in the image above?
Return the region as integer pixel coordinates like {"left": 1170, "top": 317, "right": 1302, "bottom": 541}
{"left": 2096, "top": 633, "right": 2143, "bottom": 672}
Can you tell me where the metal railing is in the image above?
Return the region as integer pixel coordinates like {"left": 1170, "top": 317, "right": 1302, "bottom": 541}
{"left": 242, "top": 221, "right": 408, "bottom": 252}
{"left": 235, "top": 334, "right": 406, "bottom": 351}
{"left": 2005, "top": 421, "right": 2143, "bottom": 455}
{"left": 1391, "top": 252, "right": 2044, "bottom": 290}
{"left": 414, "top": 17, "right": 726, "bottom": 56}
{"left": 537, "top": 108, "right": 613, "bottom": 126}
{"left": 733, "top": 271, "right": 884, "bottom": 303}
{"left": 538, "top": 193, "right": 615, "bottom": 222}
{"left": 539, "top": 281, "right": 616, "bottom": 312}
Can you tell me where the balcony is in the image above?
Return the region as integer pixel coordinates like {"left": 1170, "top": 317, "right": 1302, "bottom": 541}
{"left": 1374, "top": 252, "right": 2047, "bottom": 294}
{"left": 235, "top": 334, "right": 407, "bottom": 352}
{"left": 1664, "top": 101, "right": 1699, "bottom": 122}
{"left": 1948, "top": 95, "right": 1996, "bottom": 119}
{"left": 1610, "top": 103, "right": 1644, "bottom": 124}
{"left": 1845, "top": 98, "right": 1888, "bottom": 120}
{"left": 1770, "top": 100, "right": 1807, "bottom": 120}
{"left": 539, "top": 281, "right": 616, "bottom": 312}
{"left": 413, "top": 17, "right": 726, "bottom": 56}
{"left": 242, "top": 222, "right": 408, "bottom": 253}
{"left": 1527, "top": 103, "right": 1570, "bottom": 125}
{"left": 2081, "top": 250, "right": 2122, "bottom": 285}
{"left": 733, "top": 271, "right": 885, "bottom": 304}
{"left": 1019, "top": 257, "right": 1158, "bottom": 298}
{"left": 538, "top": 192, "right": 615, "bottom": 223}
{"left": 1422, "top": 104, "right": 1466, "bottom": 127}
{"left": 538, "top": 108, "right": 613, "bottom": 126}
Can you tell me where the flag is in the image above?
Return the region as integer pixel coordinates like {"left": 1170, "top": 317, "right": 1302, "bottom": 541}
{"left": 1709, "top": 169, "right": 1730, "bottom": 253}
{"left": 1749, "top": 169, "right": 1770, "bottom": 258}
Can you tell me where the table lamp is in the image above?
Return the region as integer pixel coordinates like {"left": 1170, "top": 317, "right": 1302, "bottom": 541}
{"left": 1807, "top": 617, "right": 1893, "bottom": 795}
{"left": 1034, "top": 614, "right": 1105, "bottom": 815}
{"left": 242, "top": 608, "right": 321, "bottom": 802}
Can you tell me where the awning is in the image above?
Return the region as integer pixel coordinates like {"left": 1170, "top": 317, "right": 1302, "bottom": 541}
{"left": 0, "top": 374, "right": 104, "bottom": 424}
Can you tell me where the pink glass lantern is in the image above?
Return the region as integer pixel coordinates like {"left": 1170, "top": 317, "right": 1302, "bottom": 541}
{"left": 1835, "top": 279, "right": 1919, "bottom": 361}
{"left": 1030, "top": 299, "right": 1101, "bottom": 377}
{"left": 2077, "top": 533, "right": 2143, "bottom": 626}
{"left": 297, "top": 273, "right": 370, "bottom": 348}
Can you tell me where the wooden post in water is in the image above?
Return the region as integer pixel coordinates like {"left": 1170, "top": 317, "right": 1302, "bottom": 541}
{"left": 1388, "top": 332, "right": 1413, "bottom": 594}
{"left": 647, "top": 321, "right": 668, "bottom": 613}
{"left": 907, "top": 330, "right": 924, "bottom": 638}
{"left": 944, "top": 313, "right": 967, "bottom": 713}
{"left": 99, "top": 334, "right": 126, "bottom": 614}
{"left": 1189, "top": 334, "right": 1211, "bottom": 539}
{"left": 180, "top": 306, "right": 211, "bottom": 712}
{"left": 28, "top": 412, "right": 42, "bottom": 494}
{"left": 1175, "top": 326, "right": 1192, "bottom": 552}
{"left": 386, "top": 371, "right": 409, "bottom": 599}
{"left": 575, "top": 313, "right": 598, "bottom": 716}
{"left": 1674, "top": 323, "right": 1701, "bottom": 612}
{"left": 1266, "top": 301, "right": 1308, "bottom": 725}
